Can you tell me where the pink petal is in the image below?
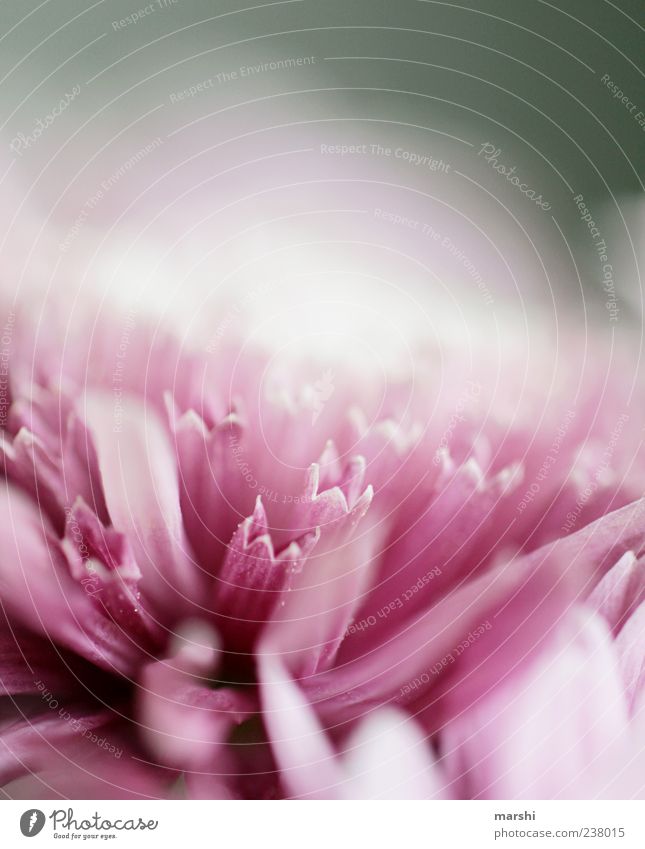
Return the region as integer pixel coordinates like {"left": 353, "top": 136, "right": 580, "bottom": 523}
{"left": 260, "top": 654, "right": 444, "bottom": 800}
{"left": 173, "top": 405, "right": 248, "bottom": 573}
{"left": 0, "top": 706, "right": 114, "bottom": 787}
{"left": 0, "top": 428, "right": 65, "bottom": 529}
{"left": 523, "top": 497, "right": 645, "bottom": 591}
{"left": 137, "top": 621, "right": 251, "bottom": 770}
{"left": 214, "top": 497, "right": 318, "bottom": 650}
{"left": 341, "top": 707, "right": 445, "bottom": 799}
{"left": 312, "top": 541, "right": 573, "bottom": 724}
{"left": 262, "top": 510, "right": 381, "bottom": 676}
{"left": 614, "top": 601, "right": 645, "bottom": 715}
{"left": 346, "top": 458, "right": 521, "bottom": 658}
{"left": 4, "top": 386, "right": 108, "bottom": 527}
{"left": 259, "top": 651, "right": 342, "bottom": 799}
{"left": 0, "top": 615, "right": 81, "bottom": 696}
{"left": 82, "top": 391, "right": 203, "bottom": 616}
{"left": 587, "top": 551, "right": 645, "bottom": 635}
{"left": 60, "top": 498, "right": 162, "bottom": 648}
{"left": 0, "top": 482, "right": 143, "bottom": 674}
{"left": 2, "top": 725, "right": 171, "bottom": 799}
{"left": 441, "top": 610, "right": 635, "bottom": 799}
{"left": 296, "top": 450, "right": 373, "bottom": 538}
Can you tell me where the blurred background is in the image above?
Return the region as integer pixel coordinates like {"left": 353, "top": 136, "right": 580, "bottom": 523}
{"left": 0, "top": 0, "right": 642, "bottom": 367}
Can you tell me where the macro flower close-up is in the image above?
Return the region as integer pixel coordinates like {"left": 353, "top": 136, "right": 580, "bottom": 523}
{"left": 0, "top": 0, "right": 643, "bottom": 825}
{"left": 1, "top": 300, "right": 644, "bottom": 800}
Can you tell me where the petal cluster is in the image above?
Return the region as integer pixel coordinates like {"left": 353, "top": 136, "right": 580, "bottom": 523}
{"left": 0, "top": 303, "right": 643, "bottom": 799}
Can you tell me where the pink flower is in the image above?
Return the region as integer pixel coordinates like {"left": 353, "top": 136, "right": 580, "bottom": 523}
{"left": 0, "top": 301, "right": 643, "bottom": 799}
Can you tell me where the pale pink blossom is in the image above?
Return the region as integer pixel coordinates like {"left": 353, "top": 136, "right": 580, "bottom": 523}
{"left": 0, "top": 302, "right": 643, "bottom": 799}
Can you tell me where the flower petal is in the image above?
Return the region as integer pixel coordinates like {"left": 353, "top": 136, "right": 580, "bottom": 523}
{"left": 262, "top": 510, "right": 381, "bottom": 676}
{"left": 1, "top": 718, "right": 170, "bottom": 799}
{"left": 259, "top": 651, "right": 342, "bottom": 799}
{"left": 587, "top": 551, "right": 645, "bottom": 635}
{"left": 82, "top": 391, "right": 203, "bottom": 617}
{"left": 0, "top": 482, "right": 142, "bottom": 674}
{"left": 441, "top": 610, "right": 635, "bottom": 799}
{"left": 214, "top": 496, "right": 318, "bottom": 650}
{"left": 613, "top": 601, "right": 645, "bottom": 715}
{"left": 0, "top": 706, "right": 114, "bottom": 787}
{"left": 341, "top": 707, "right": 445, "bottom": 799}
{"left": 137, "top": 621, "right": 251, "bottom": 770}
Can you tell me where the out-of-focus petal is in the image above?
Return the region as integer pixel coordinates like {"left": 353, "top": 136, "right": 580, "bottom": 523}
{"left": 260, "top": 653, "right": 444, "bottom": 800}
{"left": 0, "top": 707, "right": 114, "bottom": 787}
{"left": 3, "top": 385, "right": 109, "bottom": 529}
{"left": 259, "top": 651, "right": 342, "bottom": 799}
{"left": 309, "top": 539, "right": 574, "bottom": 724}
{"left": 614, "top": 601, "right": 645, "bottom": 715}
{"left": 441, "top": 610, "right": 637, "bottom": 799}
{"left": 82, "top": 391, "right": 204, "bottom": 617}
{"left": 1, "top": 725, "right": 171, "bottom": 799}
{"left": 0, "top": 614, "right": 88, "bottom": 696}
{"left": 341, "top": 707, "right": 445, "bottom": 799}
{"left": 137, "top": 621, "right": 251, "bottom": 770}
